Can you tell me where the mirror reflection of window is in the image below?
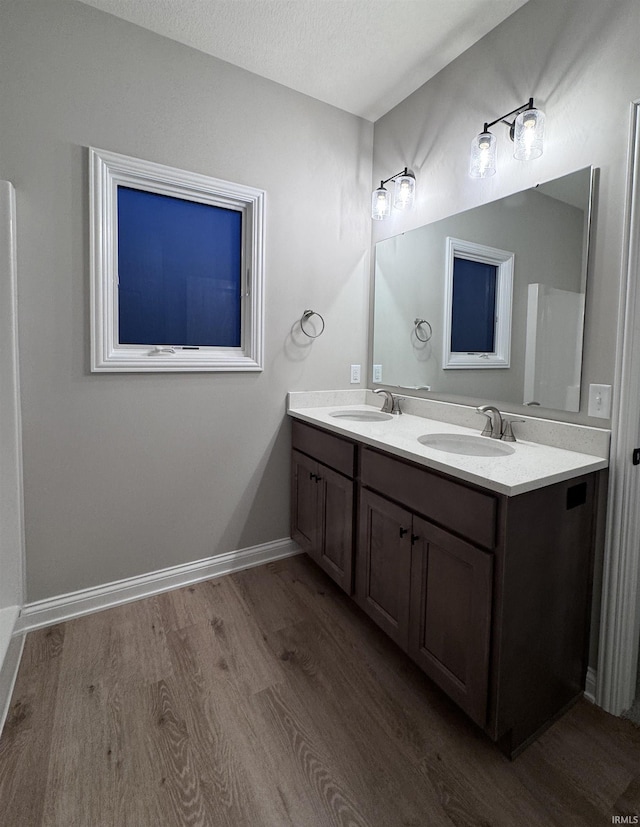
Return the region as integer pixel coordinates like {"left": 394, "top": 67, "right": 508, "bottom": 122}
{"left": 451, "top": 258, "right": 497, "bottom": 353}
{"left": 442, "top": 237, "right": 513, "bottom": 369}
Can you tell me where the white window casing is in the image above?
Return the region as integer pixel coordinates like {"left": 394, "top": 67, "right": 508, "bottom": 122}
{"left": 89, "top": 147, "right": 265, "bottom": 372}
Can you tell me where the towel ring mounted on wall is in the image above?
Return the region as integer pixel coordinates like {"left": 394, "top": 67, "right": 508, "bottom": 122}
{"left": 300, "top": 309, "right": 325, "bottom": 338}
{"left": 414, "top": 318, "right": 433, "bottom": 342}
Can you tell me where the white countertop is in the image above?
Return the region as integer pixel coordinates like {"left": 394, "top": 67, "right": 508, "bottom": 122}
{"left": 287, "top": 393, "right": 609, "bottom": 496}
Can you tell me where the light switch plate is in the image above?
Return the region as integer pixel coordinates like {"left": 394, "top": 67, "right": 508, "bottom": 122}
{"left": 373, "top": 364, "right": 382, "bottom": 383}
{"left": 588, "top": 384, "right": 612, "bottom": 418}
{"left": 350, "top": 364, "right": 361, "bottom": 384}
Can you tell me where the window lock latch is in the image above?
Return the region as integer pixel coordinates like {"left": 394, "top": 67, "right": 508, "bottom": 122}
{"left": 149, "top": 346, "right": 176, "bottom": 356}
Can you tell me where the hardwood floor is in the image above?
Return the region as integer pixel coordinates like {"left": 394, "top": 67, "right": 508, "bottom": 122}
{"left": 1, "top": 554, "right": 639, "bottom": 826}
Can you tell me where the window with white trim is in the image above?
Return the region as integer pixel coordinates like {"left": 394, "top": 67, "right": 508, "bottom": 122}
{"left": 89, "top": 147, "right": 265, "bottom": 372}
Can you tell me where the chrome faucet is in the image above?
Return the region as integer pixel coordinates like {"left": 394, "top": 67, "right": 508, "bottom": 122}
{"left": 476, "top": 405, "right": 503, "bottom": 439}
{"left": 374, "top": 388, "right": 403, "bottom": 415}
{"left": 476, "top": 406, "right": 525, "bottom": 442}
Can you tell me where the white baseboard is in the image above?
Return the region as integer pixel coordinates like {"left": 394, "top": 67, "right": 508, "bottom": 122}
{"left": 17, "top": 538, "right": 301, "bottom": 634}
{"left": 584, "top": 666, "right": 597, "bottom": 704}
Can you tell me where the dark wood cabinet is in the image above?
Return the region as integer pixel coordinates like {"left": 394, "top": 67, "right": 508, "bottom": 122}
{"left": 408, "top": 516, "right": 493, "bottom": 727}
{"left": 290, "top": 419, "right": 597, "bottom": 757}
{"left": 317, "top": 463, "right": 354, "bottom": 591}
{"left": 357, "top": 482, "right": 493, "bottom": 728}
{"left": 291, "top": 423, "right": 355, "bottom": 594}
{"left": 359, "top": 445, "right": 497, "bottom": 549}
{"left": 356, "top": 488, "right": 412, "bottom": 650}
{"left": 290, "top": 449, "right": 318, "bottom": 559}
{"left": 489, "top": 478, "right": 597, "bottom": 756}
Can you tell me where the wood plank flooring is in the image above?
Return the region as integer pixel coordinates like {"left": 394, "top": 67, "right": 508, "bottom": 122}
{"left": 1, "top": 554, "right": 640, "bottom": 826}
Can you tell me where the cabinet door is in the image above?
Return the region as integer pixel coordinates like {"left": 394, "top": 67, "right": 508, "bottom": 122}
{"left": 318, "top": 464, "right": 354, "bottom": 594}
{"left": 409, "top": 517, "right": 493, "bottom": 726}
{"left": 357, "top": 488, "right": 412, "bottom": 651}
{"left": 291, "top": 450, "right": 319, "bottom": 562}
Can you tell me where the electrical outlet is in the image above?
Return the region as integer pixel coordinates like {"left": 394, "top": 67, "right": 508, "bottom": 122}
{"left": 350, "top": 364, "right": 361, "bottom": 384}
{"left": 373, "top": 364, "right": 383, "bottom": 383}
{"left": 588, "top": 383, "right": 612, "bottom": 419}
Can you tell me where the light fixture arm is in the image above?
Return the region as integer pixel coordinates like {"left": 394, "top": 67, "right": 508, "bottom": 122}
{"left": 482, "top": 97, "right": 535, "bottom": 140}
{"left": 378, "top": 167, "right": 413, "bottom": 188}
{"left": 469, "top": 97, "right": 544, "bottom": 178}
{"left": 371, "top": 166, "right": 416, "bottom": 219}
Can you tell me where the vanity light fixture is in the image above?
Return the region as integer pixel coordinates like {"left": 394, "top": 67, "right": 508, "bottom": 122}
{"left": 371, "top": 167, "right": 416, "bottom": 219}
{"left": 469, "top": 98, "right": 545, "bottom": 178}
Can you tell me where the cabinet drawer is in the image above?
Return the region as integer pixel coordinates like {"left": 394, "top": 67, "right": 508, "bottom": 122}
{"left": 292, "top": 420, "right": 356, "bottom": 478}
{"left": 360, "top": 447, "right": 497, "bottom": 549}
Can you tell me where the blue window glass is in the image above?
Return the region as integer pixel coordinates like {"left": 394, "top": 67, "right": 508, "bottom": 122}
{"left": 117, "top": 186, "right": 242, "bottom": 347}
{"left": 451, "top": 257, "right": 497, "bottom": 352}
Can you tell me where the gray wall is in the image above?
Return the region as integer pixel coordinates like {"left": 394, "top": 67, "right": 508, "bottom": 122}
{"left": 371, "top": 0, "right": 640, "bottom": 426}
{"left": 0, "top": 0, "right": 372, "bottom": 601}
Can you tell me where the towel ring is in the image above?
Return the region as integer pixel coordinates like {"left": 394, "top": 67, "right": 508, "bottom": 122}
{"left": 414, "top": 318, "right": 433, "bottom": 342}
{"left": 300, "top": 309, "right": 325, "bottom": 338}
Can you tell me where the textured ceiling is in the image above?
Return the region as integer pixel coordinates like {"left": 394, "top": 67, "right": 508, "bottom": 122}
{"left": 76, "top": 0, "right": 529, "bottom": 121}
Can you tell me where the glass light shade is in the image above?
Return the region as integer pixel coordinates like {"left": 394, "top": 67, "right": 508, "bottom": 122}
{"left": 469, "top": 131, "right": 496, "bottom": 178}
{"left": 393, "top": 171, "right": 416, "bottom": 210}
{"left": 513, "top": 107, "right": 545, "bottom": 160}
{"left": 371, "top": 185, "right": 391, "bottom": 220}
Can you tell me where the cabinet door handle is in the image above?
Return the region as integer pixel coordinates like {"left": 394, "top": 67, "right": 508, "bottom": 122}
{"left": 411, "top": 534, "right": 420, "bottom": 544}
{"left": 399, "top": 527, "right": 409, "bottom": 538}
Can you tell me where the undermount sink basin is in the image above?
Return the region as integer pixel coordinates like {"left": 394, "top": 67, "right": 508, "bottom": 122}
{"left": 330, "top": 409, "right": 393, "bottom": 422}
{"left": 418, "top": 433, "right": 515, "bottom": 457}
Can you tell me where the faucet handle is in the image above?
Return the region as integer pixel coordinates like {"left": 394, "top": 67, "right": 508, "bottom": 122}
{"left": 501, "top": 418, "right": 525, "bottom": 442}
{"left": 476, "top": 407, "right": 494, "bottom": 437}
{"left": 391, "top": 396, "right": 404, "bottom": 415}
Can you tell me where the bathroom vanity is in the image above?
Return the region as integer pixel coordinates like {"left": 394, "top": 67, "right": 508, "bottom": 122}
{"left": 288, "top": 391, "right": 609, "bottom": 758}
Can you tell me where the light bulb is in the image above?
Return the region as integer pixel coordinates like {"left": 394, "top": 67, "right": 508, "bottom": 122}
{"left": 514, "top": 107, "right": 545, "bottom": 160}
{"left": 393, "top": 171, "right": 416, "bottom": 210}
{"left": 371, "top": 185, "right": 391, "bottom": 220}
{"left": 469, "top": 131, "right": 496, "bottom": 178}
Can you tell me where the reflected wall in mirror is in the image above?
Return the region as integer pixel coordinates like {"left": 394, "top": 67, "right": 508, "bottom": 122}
{"left": 372, "top": 167, "right": 595, "bottom": 412}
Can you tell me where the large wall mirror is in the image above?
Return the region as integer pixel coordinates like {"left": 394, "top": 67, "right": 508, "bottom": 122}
{"left": 372, "top": 167, "right": 595, "bottom": 413}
